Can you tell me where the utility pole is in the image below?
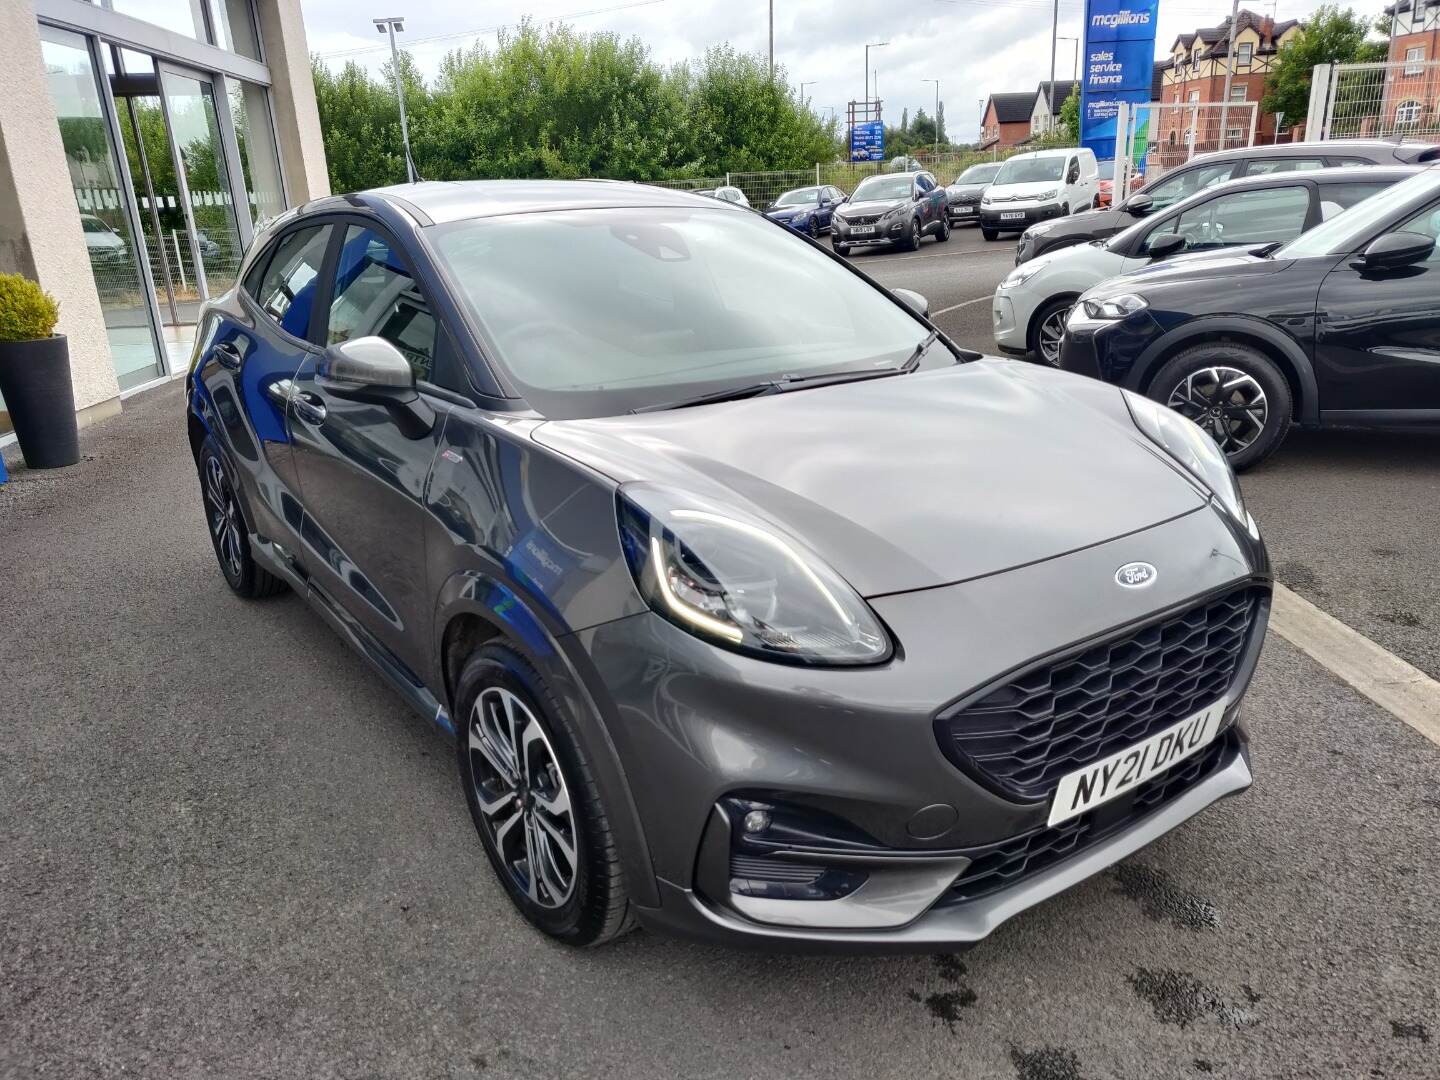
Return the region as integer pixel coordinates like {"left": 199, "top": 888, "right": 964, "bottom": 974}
{"left": 923, "top": 79, "right": 940, "bottom": 155}
{"left": 768, "top": 1, "right": 774, "bottom": 79}
{"left": 1058, "top": 36, "right": 1079, "bottom": 82}
{"left": 373, "top": 16, "right": 416, "bottom": 183}
{"left": 1048, "top": 0, "right": 1059, "bottom": 132}
{"left": 799, "top": 81, "right": 815, "bottom": 109}
{"left": 1218, "top": 0, "right": 1241, "bottom": 147}
{"left": 865, "top": 41, "right": 888, "bottom": 111}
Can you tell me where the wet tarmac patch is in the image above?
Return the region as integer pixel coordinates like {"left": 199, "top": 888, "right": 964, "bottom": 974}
{"left": 1193, "top": 1061, "right": 1214, "bottom": 1073}
{"left": 1390, "top": 1019, "right": 1431, "bottom": 1043}
{"left": 1276, "top": 562, "right": 1324, "bottom": 596}
{"left": 907, "top": 987, "right": 977, "bottom": 1030}
{"left": 1109, "top": 862, "right": 1219, "bottom": 930}
{"left": 1126, "top": 967, "right": 1260, "bottom": 1029}
{"left": 1374, "top": 607, "right": 1423, "bottom": 628}
{"left": 933, "top": 954, "right": 968, "bottom": 983}
{"left": 1008, "top": 1045, "right": 1088, "bottom": 1080}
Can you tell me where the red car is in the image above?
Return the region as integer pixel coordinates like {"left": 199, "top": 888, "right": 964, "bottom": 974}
{"left": 1096, "top": 160, "right": 1146, "bottom": 207}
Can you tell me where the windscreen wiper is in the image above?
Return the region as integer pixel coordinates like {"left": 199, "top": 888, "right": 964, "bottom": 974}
{"left": 630, "top": 381, "right": 783, "bottom": 413}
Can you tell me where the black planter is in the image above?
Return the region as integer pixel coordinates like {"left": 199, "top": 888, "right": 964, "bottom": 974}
{"left": 0, "top": 335, "right": 79, "bottom": 469}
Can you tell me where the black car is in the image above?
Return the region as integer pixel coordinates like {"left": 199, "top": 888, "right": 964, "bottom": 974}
{"left": 945, "top": 161, "right": 1003, "bottom": 226}
{"left": 1015, "top": 139, "right": 1440, "bottom": 265}
{"left": 832, "top": 170, "right": 950, "bottom": 254}
{"left": 1060, "top": 167, "right": 1440, "bottom": 469}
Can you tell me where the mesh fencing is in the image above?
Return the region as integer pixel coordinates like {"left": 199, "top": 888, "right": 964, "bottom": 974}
{"left": 1323, "top": 60, "right": 1440, "bottom": 139}
{"left": 1136, "top": 102, "right": 1259, "bottom": 183}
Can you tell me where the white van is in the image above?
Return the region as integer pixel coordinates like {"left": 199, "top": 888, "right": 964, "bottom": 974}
{"left": 979, "top": 148, "right": 1099, "bottom": 240}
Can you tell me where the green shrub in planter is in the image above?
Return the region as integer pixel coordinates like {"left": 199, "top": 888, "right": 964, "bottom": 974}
{"left": 0, "top": 272, "right": 79, "bottom": 468}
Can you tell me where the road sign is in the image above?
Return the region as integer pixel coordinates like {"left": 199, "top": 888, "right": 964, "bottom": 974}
{"left": 850, "top": 121, "right": 884, "bottom": 162}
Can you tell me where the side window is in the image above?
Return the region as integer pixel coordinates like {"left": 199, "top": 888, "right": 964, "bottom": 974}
{"left": 253, "top": 225, "right": 330, "bottom": 340}
{"left": 241, "top": 243, "right": 274, "bottom": 299}
{"left": 1145, "top": 162, "right": 1237, "bottom": 210}
{"left": 1244, "top": 157, "right": 1327, "bottom": 175}
{"left": 915, "top": 173, "right": 935, "bottom": 193}
{"left": 1386, "top": 201, "right": 1440, "bottom": 264}
{"left": 1318, "top": 182, "right": 1390, "bottom": 220}
{"left": 1065, "top": 157, "right": 1080, "bottom": 183}
{"left": 326, "top": 225, "right": 438, "bottom": 381}
{"left": 1146, "top": 185, "right": 1310, "bottom": 252}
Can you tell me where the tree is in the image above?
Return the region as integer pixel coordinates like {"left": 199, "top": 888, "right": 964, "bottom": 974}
{"left": 899, "top": 106, "right": 909, "bottom": 132}
{"left": 1262, "top": 5, "right": 1387, "bottom": 124}
{"left": 936, "top": 100, "right": 947, "bottom": 144}
{"left": 1058, "top": 86, "right": 1080, "bottom": 143}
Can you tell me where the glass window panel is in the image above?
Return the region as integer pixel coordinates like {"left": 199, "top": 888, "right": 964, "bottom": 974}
{"left": 209, "top": 0, "right": 262, "bottom": 60}
{"left": 327, "top": 226, "right": 437, "bottom": 380}
{"left": 161, "top": 70, "right": 244, "bottom": 295}
{"left": 94, "top": 1, "right": 207, "bottom": 43}
{"left": 39, "top": 27, "right": 163, "bottom": 393}
{"left": 255, "top": 225, "right": 329, "bottom": 338}
{"left": 228, "top": 80, "right": 285, "bottom": 230}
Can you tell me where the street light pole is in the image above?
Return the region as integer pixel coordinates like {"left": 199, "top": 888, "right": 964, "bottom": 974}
{"left": 768, "top": 0, "right": 774, "bottom": 80}
{"left": 1048, "top": 0, "right": 1059, "bottom": 131}
{"left": 1058, "top": 36, "right": 1079, "bottom": 82}
{"left": 1218, "top": 0, "right": 1241, "bottom": 147}
{"left": 799, "top": 81, "right": 815, "bottom": 110}
{"left": 865, "top": 41, "right": 888, "bottom": 111}
{"left": 922, "top": 78, "right": 940, "bottom": 155}
{"left": 373, "top": 16, "right": 416, "bottom": 183}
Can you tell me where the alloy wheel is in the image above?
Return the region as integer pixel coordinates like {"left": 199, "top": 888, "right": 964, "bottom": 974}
{"left": 204, "top": 456, "right": 244, "bottom": 580}
{"left": 468, "top": 687, "right": 577, "bottom": 908}
{"left": 1165, "top": 366, "right": 1269, "bottom": 456}
{"left": 1036, "top": 307, "right": 1069, "bottom": 366}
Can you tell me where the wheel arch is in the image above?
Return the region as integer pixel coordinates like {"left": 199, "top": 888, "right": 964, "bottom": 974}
{"left": 1026, "top": 291, "right": 1083, "bottom": 354}
{"left": 1131, "top": 316, "right": 1319, "bottom": 425}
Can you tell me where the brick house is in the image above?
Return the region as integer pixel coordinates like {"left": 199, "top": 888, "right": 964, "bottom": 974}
{"left": 1158, "top": 11, "right": 1302, "bottom": 152}
{"left": 980, "top": 93, "right": 1037, "bottom": 149}
{"left": 1383, "top": 1, "right": 1440, "bottom": 131}
{"left": 1031, "top": 80, "right": 1079, "bottom": 135}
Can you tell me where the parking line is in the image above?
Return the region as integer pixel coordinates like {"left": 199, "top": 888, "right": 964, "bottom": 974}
{"left": 855, "top": 247, "right": 1017, "bottom": 266}
{"left": 931, "top": 294, "right": 996, "bottom": 317}
{"left": 1269, "top": 583, "right": 1440, "bottom": 747}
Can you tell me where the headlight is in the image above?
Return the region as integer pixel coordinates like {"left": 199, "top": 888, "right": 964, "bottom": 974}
{"left": 1122, "top": 391, "right": 1246, "bottom": 524}
{"left": 1037, "top": 188, "right": 1058, "bottom": 201}
{"left": 792, "top": 211, "right": 809, "bottom": 224}
{"left": 981, "top": 195, "right": 993, "bottom": 206}
{"left": 618, "top": 486, "right": 891, "bottom": 665}
{"left": 881, "top": 204, "right": 908, "bottom": 221}
{"left": 1001, "top": 262, "right": 1046, "bottom": 289}
{"left": 1081, "top": 293, "right": 1148, "bottom": 320}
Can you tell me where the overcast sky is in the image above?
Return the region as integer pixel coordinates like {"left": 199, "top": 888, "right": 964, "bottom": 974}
{"left": 301, "top": 0, "right": 1390, "bottom": 142}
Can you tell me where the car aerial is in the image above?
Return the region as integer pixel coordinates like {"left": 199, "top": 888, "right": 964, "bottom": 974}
{"left": 995, "top": 165, "right": 1417, "bottom": 365}
{"left": 1015, "top": 138, "right": 1440, "bottom": 264}
{"left": 945, "top": 161, "right": 1003, "bottom": 225}
{"left": 764, "top": 185, "right": 847, "bottom": 237}
{"left": 187, "top": 179, "right": 1269, "bottom": 951}
{"left": 979, "top": 147, "right": 1099, "bottom": 241}
{"left": 832, "top": 170, "right": 950, "bottom": 254}
{"left": 1060, "top": 166, "right": 1440, "bottom": 470}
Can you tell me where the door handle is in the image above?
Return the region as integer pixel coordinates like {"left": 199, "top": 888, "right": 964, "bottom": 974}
{"left": 213, "top": 340, "right": 243, "bottom": 371}
{"left": 289, "top": 390, "right": 327, "bottom": 426}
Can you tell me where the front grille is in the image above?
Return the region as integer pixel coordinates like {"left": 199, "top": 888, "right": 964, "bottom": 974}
{"left": 843, "top": 214, "right": 880, "bottom": 226}
{"left": 935, "top": 586, "right": 1264, "bottom": 802}
{"left": 939, "top": 733, "right": 1236, "bottom": 905}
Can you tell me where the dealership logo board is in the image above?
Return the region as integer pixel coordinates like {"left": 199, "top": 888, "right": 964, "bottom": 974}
{"left": 850, "top": 121, "right": 884, "bottom": 162}
{"left": 1080, "top": 0, "right": 1159, "bottom": 168}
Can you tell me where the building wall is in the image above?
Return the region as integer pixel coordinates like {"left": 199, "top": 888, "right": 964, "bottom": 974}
{"left": 981, "top": 103, "right": 1030, "bottom": 149}
{"left": 1159, "top": 22, "right": 1300, "bottom": 147}
{"left": 1385, "top": 28, "right": 1440, "bottom": 128}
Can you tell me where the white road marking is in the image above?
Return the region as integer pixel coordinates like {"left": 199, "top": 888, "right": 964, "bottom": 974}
{"left": 931, "top": 294, "right": 997, "bottom": 317}
{"left": 850, "top": 247, "right": 1017, "bottom": 266}
{"left": 1269, "top": 582, "right": 1440, "bottom": 747}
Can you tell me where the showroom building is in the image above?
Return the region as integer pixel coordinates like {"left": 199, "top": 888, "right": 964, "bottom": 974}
{"left": 0, "top": 0, "right": 329, "bottom": 440}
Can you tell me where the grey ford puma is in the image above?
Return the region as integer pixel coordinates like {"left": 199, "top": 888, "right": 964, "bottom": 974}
{"left": 186, "top": 179, "right": 1269, "bottom": 950}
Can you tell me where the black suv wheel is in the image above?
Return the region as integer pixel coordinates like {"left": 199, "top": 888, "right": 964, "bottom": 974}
{"left": 1148, "top": 342, "right": 1294, "bottom": 471}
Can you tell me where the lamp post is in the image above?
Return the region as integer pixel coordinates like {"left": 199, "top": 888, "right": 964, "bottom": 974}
{"left": 373, "top": 16, "right": 416, "bottom": 183}
{"left": 768, "top": 1, "right": 774, "bottom": 79}
{"left": 1058, "top": 36, "right": 1079, "bottom": 81}
{"left": 799, "top": 81, "right": 815, "bottom": 110}
{"left": 865, "top": 41, "right": 888, "bottom": 109}
{"left": 922, "top": 78, "right": 940, "bottom": 155}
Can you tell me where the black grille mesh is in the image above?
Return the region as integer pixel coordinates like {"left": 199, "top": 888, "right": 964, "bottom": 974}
{"left": 936, "top": 586, "right": 1262, "bottom": 802}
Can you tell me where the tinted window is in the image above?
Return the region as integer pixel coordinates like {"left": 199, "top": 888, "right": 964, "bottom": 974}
{"left": 1142, "top": 162, "right": 1238, "bottom": 210}
{"left": 327, "top": 225, "right": 437, "bottom": 381}
{"left": 253, "top": 225, "right": 329, "bottom": 340}
{"left": 1318, "top": 182, "right": 1392, "bottom": 220}
{"left": 1244, "top": 157, "right": 1327, "bottom": 175}
{"left": 1144, "top": 185, "right": 1311, "bottom": 253}
{"left": 1389, "top": 201, "right": 1440, "bottom": 264}
{"left": 916, "top": 174, "right": 935, "bottom": 193}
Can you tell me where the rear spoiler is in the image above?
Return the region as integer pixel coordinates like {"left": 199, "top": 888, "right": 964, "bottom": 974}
{"left": 1396, "top": 143, "right": 1440, "bottom": 163}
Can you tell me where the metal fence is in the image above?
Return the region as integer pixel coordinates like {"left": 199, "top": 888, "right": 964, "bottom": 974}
{"left": 1132, "top": 101, "right": 1259, "bottom": 183}
{"left": 1310, "top": 59, "right": 1440, "bottom": 140}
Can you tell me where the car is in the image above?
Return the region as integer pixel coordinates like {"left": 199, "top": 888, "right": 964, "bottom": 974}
{"left": 765, "top": 185, "right": 847, "bottom": 237}
{"left": 696, "top": 186, "right": 751, "bottom": 208}
{"left": 979, "top": 148, "right": 1099, "bottom": 241}
{"left": 187, "top": 178, "right": 1269, "bottom": 951}
{"left": 1015, "top": 138, "right": 1440, "bottom": 264}
{"left": 80, "top": 213, "right": 129, "bottom": 264}
{"left": 1096, "top": 159, "right": 1144, "bottom": 208}
{"left": 1060, "top": 166, "right": 1440, "bottom": 470}
{"left": 832, "top": 170, "right": 950, "bottom": 254}
{"left": 945, "top": 161, "right": 1003, "bottom": 225}
{"left": 995, "top": 166, "right": 1417, "bottom": 365}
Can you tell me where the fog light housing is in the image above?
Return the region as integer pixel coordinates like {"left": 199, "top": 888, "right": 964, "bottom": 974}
{"left": 742, "top": 809, "right": 771, "bottom": 834}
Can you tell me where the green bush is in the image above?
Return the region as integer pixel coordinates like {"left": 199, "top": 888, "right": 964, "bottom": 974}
{"left": 0, "top": 273, "right": 60, "bottom": 342}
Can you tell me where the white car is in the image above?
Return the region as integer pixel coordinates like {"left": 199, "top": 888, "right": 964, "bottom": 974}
{"left": 991, "top": 165, "right": 1409, "bottom": 364}
{"left": 979, "top": 148, "right": 1099, "bottom": 240}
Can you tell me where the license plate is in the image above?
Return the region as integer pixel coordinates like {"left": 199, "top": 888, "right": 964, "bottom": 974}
{"left": 953, "top": 206, "right": 974, "bottom": 215}
{"left": 1000, "top": 211, "right": 1026, "bottom": 221}
{"left": 850, "top": 225, "right": 876, "bottom": 235}
{"left": 1047, "top": 701, "right": 1225, "bottom": 826}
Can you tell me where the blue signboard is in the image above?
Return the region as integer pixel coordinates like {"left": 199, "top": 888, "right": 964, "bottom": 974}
{"left": 850, "top": 121, "right": 884, "bottom": 162}
{"left": 1080, "top": 0, "right": 1159, "bottom": 168}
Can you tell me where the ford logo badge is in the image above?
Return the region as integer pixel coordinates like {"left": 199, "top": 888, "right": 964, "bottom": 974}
{"left": 1115, "top": 562, "right": 1157, "bottom": 588}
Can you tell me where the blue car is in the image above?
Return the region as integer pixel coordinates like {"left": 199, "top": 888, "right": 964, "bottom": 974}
{"left": 765, "top": 185, "right": 847, "bottom": 237}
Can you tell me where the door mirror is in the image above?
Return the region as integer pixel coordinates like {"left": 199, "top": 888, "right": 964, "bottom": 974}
{"left": 892, "top": 287, "right": 929, "bottom": 318}
{"left": 1146, "top": 232, "right": 1187, "bottom": 260}
{"left": 914, "top": 188, "right": 926, "bottom": 201}
{"left": 1357, "top": 231, "right": 1435, "bottom": 270}
{"left": 317, "top": 336, "right": 434, "bottom": 437}
{"left": 1125, "top": 193, "right": 1154, "bottom": 215}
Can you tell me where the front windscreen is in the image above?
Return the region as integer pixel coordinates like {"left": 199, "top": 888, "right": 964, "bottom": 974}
{"left": 954, "top": 163, "right": 1001, "bottom": 185}
{"left": 430, "top": 207, "right": 930, "bottom": 418}
{"left": 775, "top": 188, "right": 821, "bottom": 206}
{"left": 851, "top": 175, "right": 914, "bottom": 201}
{"left": 993, "top": 156, "right": 1065, "bottom": 185}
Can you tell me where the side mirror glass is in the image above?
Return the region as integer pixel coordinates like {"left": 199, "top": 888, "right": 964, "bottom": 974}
{"left": 892, "top": 287, "right": 929, "bottom": 318}
{"left": 1358, "top": 230, "right": 1435, "bottom": 270}
{"left": 1146, "top": 232, "right": 1187, "bottom": 260}
{"left": 1126, "top": 193, "right": 1154, "bottom": 216}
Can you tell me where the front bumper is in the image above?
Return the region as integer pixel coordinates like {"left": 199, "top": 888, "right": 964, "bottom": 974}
{"left": 948, "top": 200, "right": 982, "bottom": 223}
{"left": 981, "top": 202, "right": 1066, "bottom": 232}
{"left": 1059, "top": 304, "right": 1167, "bottom": 386}
{"left": 833, "top": 215, "right": 908, "bottom": 246}
{"left": 577, "top": 506, "right": 1269, "bottom": 951}
{"left": 991, "top": 291, "right": 1026, "bottom": 354}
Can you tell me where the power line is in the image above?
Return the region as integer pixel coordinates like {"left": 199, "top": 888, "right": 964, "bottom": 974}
{"left": 317, "top": 0, "right": 669, "bottom": 60}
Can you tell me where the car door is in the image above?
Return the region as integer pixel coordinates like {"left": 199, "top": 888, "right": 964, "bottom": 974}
{"left": 198, "top": 223, "right": 333, "bottom": 565}
{"left": 1313, "top": 198, "right": 1440, "bottom": 416}
{"left": 285, "top": 218, "right": 450, "bottom": 685}
{"left": 1133, "top": 182, "right": 1313, "bottom": 261}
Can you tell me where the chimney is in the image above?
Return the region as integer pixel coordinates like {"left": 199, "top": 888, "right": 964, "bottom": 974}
{"left": 1260, "top": 15, "right": 1275, "bottom": 44}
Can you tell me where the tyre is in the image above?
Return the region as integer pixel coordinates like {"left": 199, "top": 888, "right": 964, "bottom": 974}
{"left": 981, "top": 227, "right": 998, "bottom": 242}
{"left": 807, "top": 216, "right": 819, "bottom": 239}
{"left": 1028, "top": 296, "right": 1075, "bottom": 367}
{"left": 903, "top": 217, "right": 922, "bottom": 251}
{"left": 936, "top": 216, "right": 951, "bottom": 243}
{"left": 456, "top": 643, "right": 635, "bottom": 947}
{"left": 197, "top": 436, "right": 286, "bottom": 599}
{"left": 834, "top": 243, "right": 850, "bottom": 256}
{"left": 1147, "top": 341, "right": 1294, "bottom": 471}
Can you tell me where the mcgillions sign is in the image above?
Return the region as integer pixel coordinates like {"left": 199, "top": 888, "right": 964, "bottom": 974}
{"left": 1080, "top": 0, "right": 1160, "bottom": 166}
{"left": 1090, "top": 8, "right": 1155, "bottom": 29}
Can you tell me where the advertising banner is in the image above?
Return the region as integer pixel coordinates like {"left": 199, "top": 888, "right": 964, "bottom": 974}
{"left": 1080, "top": 0, "right": 1159, "bottom": 168}
{"left": 850, "top": 121, "right": 884, "bottom": 162}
